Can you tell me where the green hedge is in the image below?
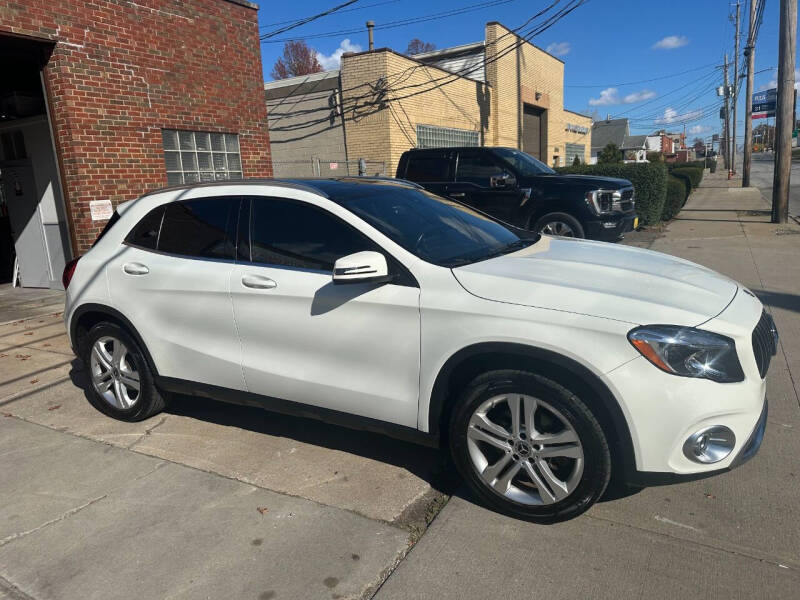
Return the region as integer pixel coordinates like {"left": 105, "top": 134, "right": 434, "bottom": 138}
{"left": 556, "top": 162, "right": 668, "bottom": 225}
{"left": 662, "top": 176, "right": 686, "bottom": 221}
{"left": 670, "top": 169, "right": 693, "bottom": 201}
{"left": 671, "top": 166, "right": 703, "bottom": 188}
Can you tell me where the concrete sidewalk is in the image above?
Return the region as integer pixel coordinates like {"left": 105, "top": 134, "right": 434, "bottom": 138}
{"left": 375, "top": 169, "right": 800, "bottom": 599}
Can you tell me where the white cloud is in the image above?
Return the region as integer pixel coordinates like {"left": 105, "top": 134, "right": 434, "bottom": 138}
{"left": 655, "top": 106, "right": 704, "bottom": 125}
{"left": 589, "top": 87, "right": 657, "bottom": 106}
{"left": 759, "top": 68, "right": 800, "bottom": 91}
{"left": 588, "top": 87, "right": 620, "bottom": 106}
{"left": 623, "top": 89, "right": 657, "bottom": 103}
{"left": 546, "top": 41, "right": 571, "bottom": 57}
{"left": 689, "top": 125, "right": 711, "bottom": 134}
{"left": 316, "top": 38, "right": 362, "bottom": 70}
{"left": 653, "top": 35, "right": 689, "bottom": 50}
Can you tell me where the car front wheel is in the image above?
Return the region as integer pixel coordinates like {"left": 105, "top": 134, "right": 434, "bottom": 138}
{"left": 449, "top": 369, "right": 611, "bottom": 522}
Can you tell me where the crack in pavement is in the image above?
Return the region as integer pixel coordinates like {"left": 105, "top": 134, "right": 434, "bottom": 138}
{"left": 0, "top": 573, "right": 37, "bottom": 600}
{"left": 127, "top": 416, "right": 168, "bottom": 450}
{"left": 586, "top": 513, "right": 799, "bottom": 571}
{"left": 0, "top": 495, "right": 107, "bottom": 548}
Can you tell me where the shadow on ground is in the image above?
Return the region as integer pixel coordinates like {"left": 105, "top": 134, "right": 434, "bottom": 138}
{"left": 68, "top": 359, "right": 641, "bottom": 522}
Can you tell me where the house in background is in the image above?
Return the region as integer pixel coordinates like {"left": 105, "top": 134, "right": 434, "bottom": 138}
{"left": 621, "top": 134, "right": 648, "bottom": 162}
{"left": 266, "top": 21, "right": 592, "bottom": 177}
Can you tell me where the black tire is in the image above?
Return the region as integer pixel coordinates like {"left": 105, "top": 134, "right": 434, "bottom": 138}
{"left": 449, "top": 369, "right": 611, "bottom": 523}
{"left": 533, "top": 212, "right": 585, "bottom": 238}
{"left": 81, "top": 322, "right": 168, "bottom": 422}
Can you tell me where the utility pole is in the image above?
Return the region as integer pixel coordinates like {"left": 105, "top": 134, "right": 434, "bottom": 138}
{"left": 742, "top": 0, "right": 757, "bottom": 186}
{"left": 723, "top": 54, "right": 731, "bottom": 173}
{"left": 731, "top": 1, "right": 741, "bottom": 173}
{"left": 772, "top": 0, "right": 797, "bottom": 223}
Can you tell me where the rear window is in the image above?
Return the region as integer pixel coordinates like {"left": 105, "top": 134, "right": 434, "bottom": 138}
{"left": 158, "top": 197, "right": 238, "bottom": 260}
{"left": 92, "top": 210, "right": 121, "bottom": 247}
{"left": 404, "top": 154, "right": 450, "bottom": 182}
{"left": 125, "top": 206, "right": 164, "bottom": 250}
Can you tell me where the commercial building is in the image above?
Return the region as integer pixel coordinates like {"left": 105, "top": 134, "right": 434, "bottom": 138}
{"left": 0, "top": 0, "right": 271, "bottom": 288}
{"left": 266, "top": 22, "right": 591, "bottom": 178}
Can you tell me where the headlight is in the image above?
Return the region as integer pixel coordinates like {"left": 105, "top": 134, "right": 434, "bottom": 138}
{"left": 585, "top": 190, "right": 622, "bottom": 215}
{"left": 628, "top": 325, "right": 744, "bottom": 383}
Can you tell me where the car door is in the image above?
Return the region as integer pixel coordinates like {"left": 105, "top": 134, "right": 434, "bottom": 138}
{"left": 229, "top": 195, "right": 421, "bottom": 428}
{"left": 448, "top": 150, "right": 523, "bottom": 222}
{"left": 107, "top": 196, "right": 245, "bottom": 392}
{"left": 400, "top": 150, "right": 453, "bottom": 197}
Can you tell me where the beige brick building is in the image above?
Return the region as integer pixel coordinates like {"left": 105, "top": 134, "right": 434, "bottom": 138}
{"left": 266, "top": 21, "right": 591, "bottom": 177}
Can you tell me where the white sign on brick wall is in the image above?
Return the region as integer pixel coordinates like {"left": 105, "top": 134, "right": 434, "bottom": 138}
{"left": 89, "top": 200, "right": 113, "bottom": 221}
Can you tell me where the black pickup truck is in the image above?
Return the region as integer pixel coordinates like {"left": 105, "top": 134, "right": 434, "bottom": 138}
{"left": 396, "top": 147, "right": 638, "bottom": 241}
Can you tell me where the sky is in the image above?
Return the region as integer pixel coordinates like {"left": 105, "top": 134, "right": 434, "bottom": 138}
{"left": 258, "top": 0, "right": 795, "bottom": 141}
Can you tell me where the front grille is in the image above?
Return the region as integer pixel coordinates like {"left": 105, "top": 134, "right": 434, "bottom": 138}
{"left": 751, "top": 310, "right": 777, "bottom": 378}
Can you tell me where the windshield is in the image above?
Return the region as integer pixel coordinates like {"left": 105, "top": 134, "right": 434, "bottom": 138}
{"left": 336, "top": 186, "right": 535, "bottom": 268}
{"left": 494, "top": 147, "right": 555, "bottom": 176}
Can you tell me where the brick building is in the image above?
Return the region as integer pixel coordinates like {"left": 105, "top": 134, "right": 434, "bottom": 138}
{"left": 266, "top": 22, "right": 591, "bottom": 178}
{"left": 0, "top": 0, "right": 271, "bottom": 289}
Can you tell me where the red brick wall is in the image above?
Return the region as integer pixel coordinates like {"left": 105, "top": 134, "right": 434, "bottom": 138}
{"left": 1, "top": 0, "right": 272, "bottom": 252}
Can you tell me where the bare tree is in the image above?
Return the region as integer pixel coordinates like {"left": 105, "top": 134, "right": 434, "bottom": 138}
{"left": 406, "top": 38, "right": 436, "bottom": 55}
{"left": 271, "top": 40, "right": 323, "bottom": 80}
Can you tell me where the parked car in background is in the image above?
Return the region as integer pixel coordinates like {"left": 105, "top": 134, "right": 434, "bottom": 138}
{"left": 396, "top": 147, "right": 638, "bottom": 240}
{"left": 64, "top": 177, "right": 772, "bottom": 522}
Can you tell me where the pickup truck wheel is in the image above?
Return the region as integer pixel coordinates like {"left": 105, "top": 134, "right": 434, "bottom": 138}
{"left": 533, "top": 212, "right": 585, "bottom": 238}
{"left": 449, "top": 369, "right": 611, "bottom": 523}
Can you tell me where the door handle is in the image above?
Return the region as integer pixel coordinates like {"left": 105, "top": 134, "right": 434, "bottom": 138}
{"left": 123, "top": 262, "right": 149, "bottom": 275}
{"left": 449, "top": 192, "right": 466, "bottom": 198}
{"left": 241, "top": 274, "right": 277, "bottom": 290}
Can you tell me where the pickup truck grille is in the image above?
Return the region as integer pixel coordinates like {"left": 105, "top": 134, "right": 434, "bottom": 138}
{"left": 752, "top": 310, "right": 777, "bottom": 379}
{"left": 620, "top": 188, "right": 634, "bottom": 212}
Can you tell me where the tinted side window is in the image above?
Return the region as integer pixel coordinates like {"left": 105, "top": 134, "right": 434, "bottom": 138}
{"left": 456, "top": 153, "right": 505, "bottom": 186}
{"left": 158, "top": 197, "right": 238, "bottom": 259}
{"left": 125, "top": 206, "right": 164, "bottom": 250}
{"left": 249, "top": 197, "right": 375, "bottom": 271}
{"left": 404, "top": 154, "right": 450, "bottom": 182}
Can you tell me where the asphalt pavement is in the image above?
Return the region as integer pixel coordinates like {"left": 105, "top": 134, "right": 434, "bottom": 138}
{"left": 744, "top": 151, "right": 800, "bottom": 217}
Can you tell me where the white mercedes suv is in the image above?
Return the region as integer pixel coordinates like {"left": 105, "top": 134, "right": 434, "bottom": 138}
{"left": 63, "top": 178, "right": 775, "bottom": 522}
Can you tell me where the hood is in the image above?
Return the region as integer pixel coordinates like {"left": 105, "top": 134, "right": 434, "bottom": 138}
{"left": 452, "top": 236, "right": 738, "bottom": 326}
{"left": 525, "top": 174, "right": 631, "bottom": 189}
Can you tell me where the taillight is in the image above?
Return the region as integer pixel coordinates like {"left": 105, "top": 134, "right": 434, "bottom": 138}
{"left": 62, "top": 257, "right": 80, "bottom": 289}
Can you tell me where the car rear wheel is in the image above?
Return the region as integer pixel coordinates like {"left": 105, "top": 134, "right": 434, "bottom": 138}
{"left": 82, "top": 322, "right": 168, "bottom": 422}
{"left": 449, "top": 369, "right": 611, "bottom": 522}
{"left": 533, "top": 212, "right": 585, "bottom": 238}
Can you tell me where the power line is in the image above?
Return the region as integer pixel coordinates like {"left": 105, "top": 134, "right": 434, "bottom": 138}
{"left": 260, "top": 0, "right": 401, "bottom": 28}
{"left": 261, "top": 0, "right": 362, "bottom": 40}
{"left": 566, "top": 62, "right": 719, "bottom": 88}
{"left": 262, "top": 0, "right": 521, "bottom": 43}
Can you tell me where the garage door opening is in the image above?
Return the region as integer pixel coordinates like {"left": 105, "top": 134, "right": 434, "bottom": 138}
{"left": 522, "top": 104, "right": 546, "bottom": 162}
{"left": 0, "top": 34, "right": 71, "bottom": 289}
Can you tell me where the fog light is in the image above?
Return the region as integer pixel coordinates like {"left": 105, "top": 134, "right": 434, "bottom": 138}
{"left": 602, "top": 221, "right": 617, "bottom": 229}
{"left": 683, "top": 426, "right": 736, "bottom": 464}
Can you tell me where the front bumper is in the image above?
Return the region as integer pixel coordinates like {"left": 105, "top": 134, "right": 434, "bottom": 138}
{"left": 584, "top": 212, "right": 637, "bottom": 241}
{"left": 628, "top": 398, "right": 767, "bottom": 486}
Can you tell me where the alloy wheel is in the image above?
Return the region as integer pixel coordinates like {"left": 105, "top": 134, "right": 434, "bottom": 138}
{"left": 466, "top": 393, "right": 584, "bottom": 505}
{"left": 89, "top": 336, "right": 141, "bottom": 409}
{"left": 540, "top": 221, "right": 576, "bottom": 237}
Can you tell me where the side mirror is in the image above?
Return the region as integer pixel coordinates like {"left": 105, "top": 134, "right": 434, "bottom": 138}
{"left": 332, "top": 251, "right": 392, "bottom": 285}
{"left": 490, "top": 172, "right": 516, "bottom": 189}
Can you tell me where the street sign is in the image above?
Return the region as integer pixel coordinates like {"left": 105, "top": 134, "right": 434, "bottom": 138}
{"left": 752, "top": 88, "right": 777, "bottom": 119}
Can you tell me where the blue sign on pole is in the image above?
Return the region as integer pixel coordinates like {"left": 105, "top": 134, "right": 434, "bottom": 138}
{"left": 752, "top": 88, "right": 777, "bottom": 119}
